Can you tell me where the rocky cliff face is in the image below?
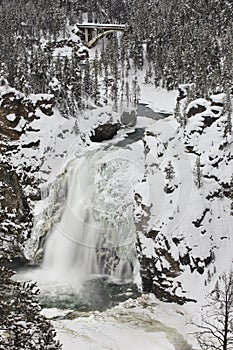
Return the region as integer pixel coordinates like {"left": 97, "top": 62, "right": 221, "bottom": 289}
{"left": 0, "top": 84, "right": 56, "bottom": 258}
{"left": 133, "top": 91, "right": 233, "bottom": 303}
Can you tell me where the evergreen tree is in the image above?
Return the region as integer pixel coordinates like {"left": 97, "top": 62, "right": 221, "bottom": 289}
{"left": 83, "top": 59, "right": 92, "bottom": 97}
{"left": 0, "top": 238, "right": 61, "bottom": 350}
{"left": 193, "top": 156, "right": 202, "bottom": 189}
{"left": 144, "top": 63, "right": 153, "bottom": 84}
{"left": 174, "top": 100, "right": 181, "bottom": 123}
{"left": 120, "top": 77, "right": 125, "bottom": 104}
{"left": 224, "top": 88, "right": 232, "bottom": 138}
{"left": 132, "top": 76, "right": 140, "bottom": 106}
{"left": 164, "top": 160, "right": 175, "bottom": 181}
{"left": 229, "top": 175, "right": 233, "bottom": 216}
{"left": 92, "top": 51, "right": 100, "bottom": 105}
{"left": 111, "top": 81, "right": 118, "bottom": 111}
{"left": 103, "top": 65, "right": 109, "bottom": 105}
{"left": 73, "top": 119, "right": 80, "bottom": 135}
{"left": 70, "top": 51, "right": 83, "bottom": 109}
{"left": 125, "top": 80, "right": 130, "bottom": 107}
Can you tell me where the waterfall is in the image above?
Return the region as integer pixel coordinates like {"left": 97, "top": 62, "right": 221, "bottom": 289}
{"left": 43, "top": 149, "right": 138, "bottom": 285}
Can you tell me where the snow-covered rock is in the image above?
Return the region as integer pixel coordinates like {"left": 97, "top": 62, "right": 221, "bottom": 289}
{"left": 133, "top": 104, "right": 233, "bottom": 304}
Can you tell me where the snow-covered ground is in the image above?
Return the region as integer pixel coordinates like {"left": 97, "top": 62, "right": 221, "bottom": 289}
{"left": 42, "top": 295, "right": 198, "bottom": 350}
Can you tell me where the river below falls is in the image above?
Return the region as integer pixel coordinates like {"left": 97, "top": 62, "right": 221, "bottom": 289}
{"left": 16, "top": 267, "right": 196, "bottom": 349}
{"left": 41, "top": 294, "right": 196, "bottom": 350}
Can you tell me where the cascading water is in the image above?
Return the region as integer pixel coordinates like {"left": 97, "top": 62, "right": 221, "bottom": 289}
{"left": 42, "top": 148, "right": 140, "bottom": 286}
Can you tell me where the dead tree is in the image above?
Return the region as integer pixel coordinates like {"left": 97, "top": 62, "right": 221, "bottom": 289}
{"left": 196, "top": 271, "right": 233, "bottom": 350}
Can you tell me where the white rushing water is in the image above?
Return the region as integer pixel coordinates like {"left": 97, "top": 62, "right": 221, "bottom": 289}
{"left": 42, "top": 147, "right": 143, "bottom": 286}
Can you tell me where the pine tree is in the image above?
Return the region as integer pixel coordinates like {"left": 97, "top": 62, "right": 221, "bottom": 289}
{"left": 74, "top": 119, "right": 79, "bottom": 135}
{"left": 193, "top": 156, "right": 202, "bottom": 188}
{"left": 103, "top": 65, "right": 109, "bottom": 105}
{"left": 229, "top": 174, "right": 233, "bottom": 216}
{"left": 132, "top": 76, "right": 140, "bottom": 107}
{"left": 70, "top": 51, "right": 83, "bottom": 109}
{"left": 0, "top": 238, "right": 61, "bottom": 350}
{"left": 224, "top": 88, "right": 232, "bottom": 137}
{"left": 144, "top": 63, "right": 153, "bottom": 84}
{"left": 125, "top": 80, "right": 130, "bottom": 107}
{"left": 154, "top": 63, "right": 160, "bottom": 88}
{"left": 125, "top": 56, "right": 130, "bottom": 78}
{"left": 83, "top": 59, "right": 92, "bottom": 97}
{"left": 92, "top": 51, "right": 100, "bottom": 105}
{"left": 174, "top": 100, "right": 181, "bottom": 123}
{"left": 120, "top": 77, "right": 125, "bottom": 104}
{"left": 63, "top": 56, "right": 71, "bottom": 89}
{"left": 111, "top": 81, "right": 118, "bottom": 112}
{"left": 164, "top": 160, "right": 175, "bottom": 181}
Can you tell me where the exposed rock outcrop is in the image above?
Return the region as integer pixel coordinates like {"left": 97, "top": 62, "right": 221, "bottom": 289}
{"left": 90, "top": 123, "right": 120, "bottom": 142}
{"left": 0, "top": 91, "right": 55, "bottom": 141}
{"left": 120, "top": 110, "right": 137, "bottom": 127}
{"left": 0, "top": 89, "right": 56, "bottom": 257}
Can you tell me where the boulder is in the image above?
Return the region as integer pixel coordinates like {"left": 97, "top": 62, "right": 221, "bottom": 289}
{"left": 187, "top": 103, "right": 206, "bottom": 117}
{"left": 90, "top": 123, "right": 120, "bottom": 142}
{"left": 120, "top": 110, "right": 137, "bottom": 127}
{"left": 203, "top": 116, "right": 219, "bottom": 127}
